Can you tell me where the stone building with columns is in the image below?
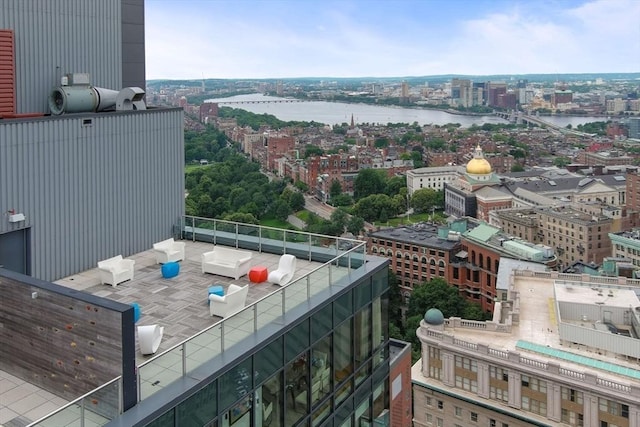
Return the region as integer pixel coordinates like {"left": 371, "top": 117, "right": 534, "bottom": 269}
{"left": 412, "top": 269, "right": 640, "bottom": 427}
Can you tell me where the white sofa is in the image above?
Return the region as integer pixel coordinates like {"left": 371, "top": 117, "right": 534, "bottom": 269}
{"left": 152, "top": 238, "right": 185, "bottom": 264}
{"left": 201, "top": 246, "right": 252, "bottom": 280}
{"left": 208, "top": 284, "right": 249, "bottom": 317}
{"left": 97, "top": 255, "right": 135, "bottom": 287}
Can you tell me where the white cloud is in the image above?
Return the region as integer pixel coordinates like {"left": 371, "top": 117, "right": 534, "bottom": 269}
{"left": 145, "top": 0, "right": 640, "bottom": 79}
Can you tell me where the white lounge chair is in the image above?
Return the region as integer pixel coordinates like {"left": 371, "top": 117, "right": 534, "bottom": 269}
{"left": 208, "top": 284, "right": 249, "bottom": 317}
{"left": 152, "top": 238, "right": 185, "bottom": 264}
{"left": 137, "top": 324, "right": 164, "bottom": 355}
{"left": 267, "top": 254, "right": 297, "bottom": 286}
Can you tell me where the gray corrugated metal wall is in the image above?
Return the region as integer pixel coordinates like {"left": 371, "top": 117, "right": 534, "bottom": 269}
{"left": 0, "top": 0, "right": 122, "bottom": 114}
{"left": 121, "top": 0, "right": 146, "bottom": 92}
{"left": 0, "top": 108, "right": 185, "bottom": 281}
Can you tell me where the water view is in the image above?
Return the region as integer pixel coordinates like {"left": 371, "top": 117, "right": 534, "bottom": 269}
{"left": 206, "top": 94, "right": 604, "bottom": 128}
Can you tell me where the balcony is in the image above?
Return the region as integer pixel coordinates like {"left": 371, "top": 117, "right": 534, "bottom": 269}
{"left": 5, "top": 216, "right": 368, "bottom": 426}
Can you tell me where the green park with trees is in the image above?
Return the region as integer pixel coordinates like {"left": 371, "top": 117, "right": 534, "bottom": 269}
{"left": 185, "top": 111, "right": 485, "bottom": 357}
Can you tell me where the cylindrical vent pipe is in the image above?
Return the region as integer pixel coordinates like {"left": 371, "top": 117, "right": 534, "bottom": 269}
{"left": 48, "top": 86, "right": 118, "bottom": 115}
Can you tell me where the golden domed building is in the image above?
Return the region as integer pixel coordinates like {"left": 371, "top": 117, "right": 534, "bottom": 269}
{"left": 444, "top": 144, "right": 507, "bottom": 219}
{"left": 466, "top": 145, "right": 493, "bottom": 175}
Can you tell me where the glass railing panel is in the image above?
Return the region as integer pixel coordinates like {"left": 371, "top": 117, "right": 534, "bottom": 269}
{"left": 236, "top": 222, "right": 259, "bottom": 237}
{"left": 349, "top": 243, "right": 367, "bottom": 269}
{"left": 254, "top": 291, "right": 284, "bottom": 330}
{"left": 186, "top": 217, "right": 215, "bottom": 243}
{"left": 215, "top": 220, "right": 237, "bottom": 234}
{"left": 308, "top": 265, "right": 331, "bottom": 297}
{"left": 29, "top": 402, "right": 87, "bottom": 427}
{"left": 284, "top": 229, "right": 308, "bottom": 244}
{"left": 220, "top": 308, "right": 255, "bottom": 350}
{"left": 29, "top": 378, "right": 120, "bottom": 427}
{"left": 138, "top": 346, "right": 184, "bottom": 400}
{"left": 308, "top": 233, "right": 333, "bottom": 249}
{"left": 283, "top": 274, "right": 310, "bottom": 311}
{"left": 262, "top": 227, "right": 285, "bottom": 250}
{"left": 185, "top": 324, "right": 223, "bottom": 373}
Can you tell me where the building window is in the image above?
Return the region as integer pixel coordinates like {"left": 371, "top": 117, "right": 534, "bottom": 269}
{"left": 470, "top": 412, "right": 478, "bottom": 422}
{"left": 561, "top": 409, "right": 584, "bottom": 426}
{"left": 455, "top": 406, "right": 462, "bottom": 417}
{"left": 561, "top": 387, "right": 583, "bottom": 404}
{"left": 437, "top": 400, "right": 443, "bottom": 410}
{"left": 522, "top": 396, "right": 547, "bottom": 416}
{"left": 521, "top": 375, "right": 546, "bottom": 393}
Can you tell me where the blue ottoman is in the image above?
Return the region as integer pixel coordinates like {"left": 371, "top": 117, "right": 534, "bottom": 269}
{"left": 161, "top": 261, "right": 180, "bottom": 278}
{"left": 130, "top": 302, "right": 141, "bottom": 323}
{"left": 208, "top": 285, "right": 224, "bottom": 305}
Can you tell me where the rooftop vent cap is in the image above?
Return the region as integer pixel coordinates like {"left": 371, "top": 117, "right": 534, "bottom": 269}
{"left": 116, "top": 87, "right": 146, "bottom": 111}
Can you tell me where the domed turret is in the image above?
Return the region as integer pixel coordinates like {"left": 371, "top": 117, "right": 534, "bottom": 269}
{"left": 424, "top": 308, "right": 444, "bottom": 325}
{"left": 466, "top": 144, "right": 492, "bottom": 175}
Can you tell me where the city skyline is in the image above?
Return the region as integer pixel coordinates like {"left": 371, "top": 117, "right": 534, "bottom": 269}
{"left": 145, "top": 0, "right": 640, "bottom": 80}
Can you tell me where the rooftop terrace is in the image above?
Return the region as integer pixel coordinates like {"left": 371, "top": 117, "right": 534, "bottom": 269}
{"left": 1, "top": 217, "right": 367, "bottom": 426}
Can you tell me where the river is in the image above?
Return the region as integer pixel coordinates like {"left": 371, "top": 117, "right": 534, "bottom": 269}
{"left": 205, "top": 94, "right": 604, "bottom": 128}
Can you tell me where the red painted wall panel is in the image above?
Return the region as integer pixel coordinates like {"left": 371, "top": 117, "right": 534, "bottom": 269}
{"left": 0, "top": 29, "right": 15, "bottom": 115}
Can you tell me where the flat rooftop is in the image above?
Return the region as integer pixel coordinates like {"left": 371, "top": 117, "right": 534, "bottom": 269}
{"left": 370, "top": 223, "right": 459, "bottom": 250}
{"left": 434, "top": 273, "right": 640, "bottom": 385}
{"left": 1, "top": 240, "right": 338, "bottom": 426}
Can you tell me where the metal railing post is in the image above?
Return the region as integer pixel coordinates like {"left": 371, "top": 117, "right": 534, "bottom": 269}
{"left": 137, "top": 368, "right": 141, "bottom": 403}
{"left": 182, "top": 342, "right": 187, "bottom": 376}
{"left": 282, "top": 288, "right": 286, "bottom": 316}
{"left": 254, "top": 304, "right": 258, "bottom": 332}
{"left": 119, "top": 376, "right": 123, "bottom": 415}
{"left": 220, "top": 322, "right": 225, "bottom": 352}
{"left": 80, "top": 399, "right": 85, "bottom": 427}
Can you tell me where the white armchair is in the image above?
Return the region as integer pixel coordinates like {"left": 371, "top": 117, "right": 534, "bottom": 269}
{"left": 137, "top": 324, "right": 164, "bottom": 355}
{"left": 152, "top": 238, "right": 185, "bottom": 264}
{"left": 208, "top": 284, "right": 249, "bottom": 317}
{"left": 267, "top": 254, "right": 297, "bottom": 286}
{"left": 97, "top": 255, "right": 135, "bottom": 287}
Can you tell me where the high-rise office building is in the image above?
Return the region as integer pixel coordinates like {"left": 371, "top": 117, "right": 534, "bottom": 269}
{"left": 0, "top": 2, "right": 395, "bottom": 427}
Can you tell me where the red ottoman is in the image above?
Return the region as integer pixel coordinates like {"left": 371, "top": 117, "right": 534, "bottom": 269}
{"left": 249, "top": 266, "right": 268, "bottom": 283}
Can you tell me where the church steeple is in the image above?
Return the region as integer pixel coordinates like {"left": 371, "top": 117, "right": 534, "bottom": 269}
{"left": 350, "top": 114, "right": 355, "bottom": 128}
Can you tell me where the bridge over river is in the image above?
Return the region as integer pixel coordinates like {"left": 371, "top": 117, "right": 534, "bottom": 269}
{"left": 214, "top": 99, "right": 311, "bottom": 105}
{"left": 494, "top": 111, "right": 594, "bottom": 138}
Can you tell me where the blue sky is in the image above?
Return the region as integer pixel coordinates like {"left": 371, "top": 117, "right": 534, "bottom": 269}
{"left": 145, "top": 0, "right": 640, "bottom": 80}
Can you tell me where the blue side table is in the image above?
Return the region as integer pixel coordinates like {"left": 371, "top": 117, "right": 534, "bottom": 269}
{"left": 130, "top": 302, "right": 141, "bottom": 323}
{"left": 161, "top": 261, "right": 180, "bottom": 279}
{"left": 208, "top": 285, "right": 224, "bottom": 305}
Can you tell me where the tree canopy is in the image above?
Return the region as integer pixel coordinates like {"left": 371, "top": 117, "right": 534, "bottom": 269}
{"left": 411, "top": 189, "right": 444, "bottom": 213}
{"left": 353, "top": 169, "right": 387, "bottom": 200}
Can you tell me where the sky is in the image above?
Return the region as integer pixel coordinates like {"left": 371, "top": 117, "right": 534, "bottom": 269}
{"left": 145, "top": 0, "right": 640, "bottom": 80}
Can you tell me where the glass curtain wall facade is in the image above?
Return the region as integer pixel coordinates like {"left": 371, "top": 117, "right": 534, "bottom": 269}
{"left": 145, "top": 268, "right": 390, "bottom": 427}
